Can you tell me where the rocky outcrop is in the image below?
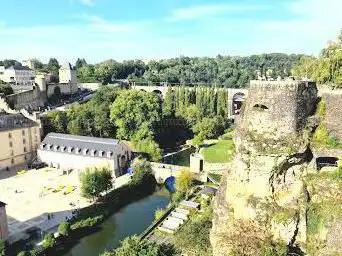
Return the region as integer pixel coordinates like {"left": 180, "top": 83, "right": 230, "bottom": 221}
{"left": 210, "top": 81, "right": 342, "bottom": 255}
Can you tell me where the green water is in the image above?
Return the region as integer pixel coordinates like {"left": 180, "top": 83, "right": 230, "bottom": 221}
{"left": 63, "top": 188, "right": 171, "bottom": 256}
{"left": 164, "top": 147, "right": 196, "bottom": 166}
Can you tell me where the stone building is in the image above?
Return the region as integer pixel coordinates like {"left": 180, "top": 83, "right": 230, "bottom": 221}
{"left": 59, "top": 63, "right": 77, "bottom": 84}
{"left": 0, "top": 111, "right": 41, "bottom": 172}
{"left": 0, "top": 201, "right": 8, "bottom": 240}
{"left": 0, "top": 65, "right": 35, "bottom": 86}
{"left": 37, "top": 133, "right": 132, "bottom": 178}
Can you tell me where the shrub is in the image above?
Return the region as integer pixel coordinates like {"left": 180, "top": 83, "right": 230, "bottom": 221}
{"left": 58, "top": 222, "right": 71, "bottom": 237}
{"left": 154, "top": 208, "right": 166, "bottom": 221}
{"left": 176, "top": 169, "right": 193, "bottom": 197}
{"left": 42, "top": 232, "right": 56, "bottom": 249}
{"left": 316, "top": 100, "right": 326, "bottom": 118}
{"left": 17, "top": 251, "right": 30, "bottom": 256}
{"left": 0, "top": 240, "right": 5, "bottom": 256}
{"left": 71, "top": 215, "right": 103, "bottom": 230}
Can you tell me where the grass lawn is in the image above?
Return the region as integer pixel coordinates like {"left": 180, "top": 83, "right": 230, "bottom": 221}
{"left": 202, "top": 139, "right": 234, "bottom": 163}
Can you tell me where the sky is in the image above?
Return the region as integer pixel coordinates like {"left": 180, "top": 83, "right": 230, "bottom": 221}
{"left": 0, "top": 0, "right": 341, "bottom": 63}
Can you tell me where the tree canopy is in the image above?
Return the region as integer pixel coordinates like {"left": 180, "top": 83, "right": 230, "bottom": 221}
{"left": 292, "top": 29, "right": 342, "bottom": 87}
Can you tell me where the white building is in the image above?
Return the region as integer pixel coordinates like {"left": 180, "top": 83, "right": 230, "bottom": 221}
{"left": 37, "top": 133, "right": 132, "bottom": 178}
{"left": 59, "top": 63, "right": 77, "bottom": 84}
{"left": 0, "top": 65, "right": 35, "bottom": 86}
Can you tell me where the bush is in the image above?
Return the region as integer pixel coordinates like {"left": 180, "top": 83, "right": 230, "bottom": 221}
{"left": 58, "top": 222, "right": 71, "bottom": 237}
{"left": 42, "top": 233, "right": 56, "bottom": 249}
{"left": 130, "top": 157, "right": 153, "bottom": 185}
{"left": 17, "top": 251, "right": 30, "bottom": 256}
{"left": 316, "top": 100, "right": 326, "bottom": 118}
{"left": 71, "top": 215, "right": 104, "bottom": 230}
{"left": 176, "top": 169, "right": 193, "bottom": 197}
{"left": 0, "top": 240, "right": 5, "bottom": 256}
{"left": 154, "top": 208, "right": 166, "bottom": 221}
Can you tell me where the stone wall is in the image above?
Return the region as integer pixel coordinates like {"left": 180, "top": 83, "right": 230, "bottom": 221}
{"left": 6, "top": 87, "right": 46, "bottom": 110}
{"left": 323, "top": 92, "right": 342, "bottom": 140}
{"left": 46, "top": 82, "right": 78, "bottom": 98}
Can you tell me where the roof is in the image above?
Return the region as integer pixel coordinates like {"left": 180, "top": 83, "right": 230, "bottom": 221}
{"left": 7, "top": 65, "right": 33, "bottom": 71}
{"left": 40, "top": 133, "right": 123, "bottom": 159}
{"left": 201, "top": 187, "right": 218, "bottom": 195}
{"left": 0, "top": 201, "right": 6, "bottom": 207}
{"left": 0, "top": 113, "right": 38, "bottom": 132}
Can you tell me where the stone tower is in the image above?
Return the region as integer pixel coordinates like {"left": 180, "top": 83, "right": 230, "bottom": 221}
{"left": 59, "top": 63, "right": 77, "bottom": 84}
{"left": 210, "top": 80, "right": 320, "bottom": 255}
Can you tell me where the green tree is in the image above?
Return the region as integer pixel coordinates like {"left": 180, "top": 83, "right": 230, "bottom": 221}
{"left": 192, "top": 117, "right": 225, "bottom": 145}
{"left": 47, "top": 58, "right": 60, "bottom": 76}
{"left": 80, "top": 166, "right": 113, "bottom": 201}
{"left": 110, "top": 90, "right": 161, "bottom": 140}
{"left": 75, "top": 58, "right": 87, "bottom": 69}
{"left": 176, "top": 169, "right": 193, "bottom": 197}
{"left": 31, "top": 58, "right": 44, "bottom": 70}
{"left": 42, "top": 232, "right": 56, "bottom": 249}
{"left": 130, "top": 157, "right": 153, "bottom": 185}
{"left": 163, "top": 86, "right": 175, "bottom": 117}
{"left": 58, "top": 222, "right": 71, "bottom": 237}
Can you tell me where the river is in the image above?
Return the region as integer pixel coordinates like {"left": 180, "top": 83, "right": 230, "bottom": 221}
{"left": 63, "top": 187, "right": 171, "bottom": 256}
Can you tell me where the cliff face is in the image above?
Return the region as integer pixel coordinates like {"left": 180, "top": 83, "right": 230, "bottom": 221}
{"left": 211, "top": 81, "right": 342, "bottom": 255}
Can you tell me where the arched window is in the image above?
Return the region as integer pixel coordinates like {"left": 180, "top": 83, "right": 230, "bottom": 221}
{"left": 253, "top": 104, "right": 269, "bottom": 111}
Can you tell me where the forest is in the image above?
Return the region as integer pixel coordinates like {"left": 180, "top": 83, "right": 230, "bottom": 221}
{"left": 44, "top": 86, "right": 232, "bottom": 160}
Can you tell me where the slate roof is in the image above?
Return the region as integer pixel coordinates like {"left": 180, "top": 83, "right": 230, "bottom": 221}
{"left": 40, "top": 133, "right": 121, "bottom": 159}
{"left": 0, "top": 113, "right": 38, "bottom": 132}
{"left": 0, "top": 201, "right": 6, "bottom": 207}
{"left": 7, "top": 65, "right": 33, "bottom": 71}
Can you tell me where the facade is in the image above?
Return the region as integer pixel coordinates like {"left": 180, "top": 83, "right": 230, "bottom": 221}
{"left": 59, "top": 63, "right": 77, "bottom": 84}
{"left": 0, "top": 112, "right": 41, "bottom": 171}
{"left": 0, "top": 202, "right": 8, "bottom": 240}
{"left": 0, "top": 65, "right": 35, "bottom": 86}
{"left": 37, "top": 133, "right": 132, "bottom": 178}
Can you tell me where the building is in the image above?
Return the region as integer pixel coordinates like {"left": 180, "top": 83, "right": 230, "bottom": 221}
{"left": 0, "top": 201, "right": 8, "bottom": 240}
{"left": 0, "top": 112, "right": 41, "bottom": 171}
{"left": 22, "top": 59, "right": 35, "bottom": 70}
{"left": 0, "top": 65, "right": 35, "bottom": 86}
{"left": 37, "top": 133, "right": 132, "bottom": 178}
{"left": 59, "top": 63, "right": 77, "bottom": 84}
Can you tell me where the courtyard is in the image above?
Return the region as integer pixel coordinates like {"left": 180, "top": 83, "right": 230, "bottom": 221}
{"left": 0, "top": 168, "right": 89, "bottom": 243}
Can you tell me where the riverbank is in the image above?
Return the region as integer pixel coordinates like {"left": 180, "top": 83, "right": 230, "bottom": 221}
{"left": 8, "top": 173, "right": 158, "bottom": 256}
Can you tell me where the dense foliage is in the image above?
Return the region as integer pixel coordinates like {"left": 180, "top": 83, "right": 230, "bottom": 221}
{"left": 101, "top": 236, "right": 178, "bottom": 256}
{"left": 292, "top": 30, "right": 342, "bottom": 87}
{"left": 175, "top": 169, "right": 193, "bottom": 197}
{"left": 72, "top": 54, "right": 304, "bottom": 87}
{"left": 0, "top": 83, "right": 13, "bottom": 96}
{"left": 0, "top": 240, "right": 5, "bottom": 256}
{"left": 80, "top": 166, "right": 113, "bottom": 200}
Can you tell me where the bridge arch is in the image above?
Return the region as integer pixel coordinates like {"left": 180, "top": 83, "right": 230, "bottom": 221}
{"left": 316, "top": 157, "right": 338, "bottom": 170}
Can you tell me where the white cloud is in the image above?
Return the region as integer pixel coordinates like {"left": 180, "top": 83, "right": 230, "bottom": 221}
{"left": 78, "top": 0, "right": 97, "bottom": 6}
{"left": 80, "top": 14, "right": 134, "bottom": 33}
{"left": 168, "top": 3, "right": 269, "bottom": 22}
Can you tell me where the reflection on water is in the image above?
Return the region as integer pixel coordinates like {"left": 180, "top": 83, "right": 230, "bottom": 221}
{"left": 64, "top": 187, "right": 170, "bottom": 256}
{"left": 163, "top": 147, "right": 196, "bottom": 167}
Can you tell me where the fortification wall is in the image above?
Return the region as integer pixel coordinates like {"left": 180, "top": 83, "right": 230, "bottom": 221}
{"left": 46, "top": 82, "right": 78, "bottom": 97}
{"left": 239, "top": 81, "right": 317, "bottom": 139}
{"left": 323, "top": 92, "right": 342, "bottom": 140}
{"left": 6, "top": 87, "right": 46, "bottom": 110}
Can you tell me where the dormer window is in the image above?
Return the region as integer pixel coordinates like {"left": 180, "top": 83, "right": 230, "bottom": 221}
{"left": 41, "top": 143, "right": 46, "bottom": 149}
{"left": 54, "top": 145, "right": 60, "bottom": 151}
{"left": 83, "top": 148, "right": 89, "bottom": 155}
{"left": 68, "top": 147, "right": 73, "bottom": 153}
{"left": 60, "top": 146, "right": 66, "bottom": 152}
{"left": 91, "top": 149, "right": 97, "bottom": 156}
{"left": 75, "top": 148, "right": 81, "bottom": 154}
{"left": 47, "top": 144, "right": 52, "bottom": 150}
{"left": 107, "top": 151, "right": 113, "bottom": 158}
{"left": 99, "top": 150, "right": 104, "bottom": 157}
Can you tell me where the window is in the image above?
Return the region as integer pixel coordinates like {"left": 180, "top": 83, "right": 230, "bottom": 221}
{"left": 24, "top": 155, "right": 27, "bottom": 160}
{"left": 8, "top": 133, "right": 12, "bottom": 139}
{"left": 11, "top": 159, "right": 14, "bottom": 164}
{"left": 22, "top": 130, "right": 25, "bottom": 136}
{"left": 9, "top": 142, "right": 13, "bottom": 147}
{"left": 10, "top": 150, "right": 14, "bottom": 156}
{"left": 24, "top": 147, "right": 27, "bottom": 152}
{"left": 23, "top": 139, "right": 26, "bottom": 144}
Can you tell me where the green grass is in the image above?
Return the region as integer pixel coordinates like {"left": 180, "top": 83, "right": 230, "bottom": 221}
{"left": 202, "top": 139, "right": 234, "bottom": 163}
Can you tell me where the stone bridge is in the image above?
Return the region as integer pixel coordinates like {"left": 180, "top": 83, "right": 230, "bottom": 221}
{"left": 151, "top": 162, "right": 185, "bottom": 184}
{"left": 131, "top": 85, "right": 248, "bottom": 119}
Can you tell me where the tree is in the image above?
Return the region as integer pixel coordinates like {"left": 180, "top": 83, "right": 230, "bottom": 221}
{"left": 47, "top": 58, "right": 60, "bottom": 76}
{"left": 130, "top": 157, "right": 153, "bottom": 185}
{"left": 42, "top": 232, "right": 56, "bottom": 249}
{"left": 58, "top": 222, "right": 71, "bottom": 237}
{"left": 31, "top": 58, "right": 44, "bottom": 70}
{"left": 75, "top": 58, "right": 87, "bottom": 69}
{"left": 0, "top": 84, "right": 14, "bottom": 95}
{"left": 176, "top": 169, "right": 193, "bottom": 197}
{"left": 101, "top": 236, "right": 178, "bottom": 256}
{"left": 80, "top": 166, "right": 113, "bottom": 201}
{"left": 192, "top": 117, "right": 225, "bottom": 145}
{"left": 110, "top": 90, "right": 161, "bottom": 140}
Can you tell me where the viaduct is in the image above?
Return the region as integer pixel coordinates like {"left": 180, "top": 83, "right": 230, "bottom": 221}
{"left": 131, "top": 85, "right": 248, "bottom": 119}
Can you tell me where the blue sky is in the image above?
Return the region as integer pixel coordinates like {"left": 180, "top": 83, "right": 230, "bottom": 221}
{"left": 0, "top": 0, "right": 341, "bottom": 63}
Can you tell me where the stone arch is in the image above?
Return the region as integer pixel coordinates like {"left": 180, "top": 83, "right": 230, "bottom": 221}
{"left": 316, "top": 157, "right": 338, "bottom": 170}
{"left": 232, "top": 92, "right": 246, "bottom": 115}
